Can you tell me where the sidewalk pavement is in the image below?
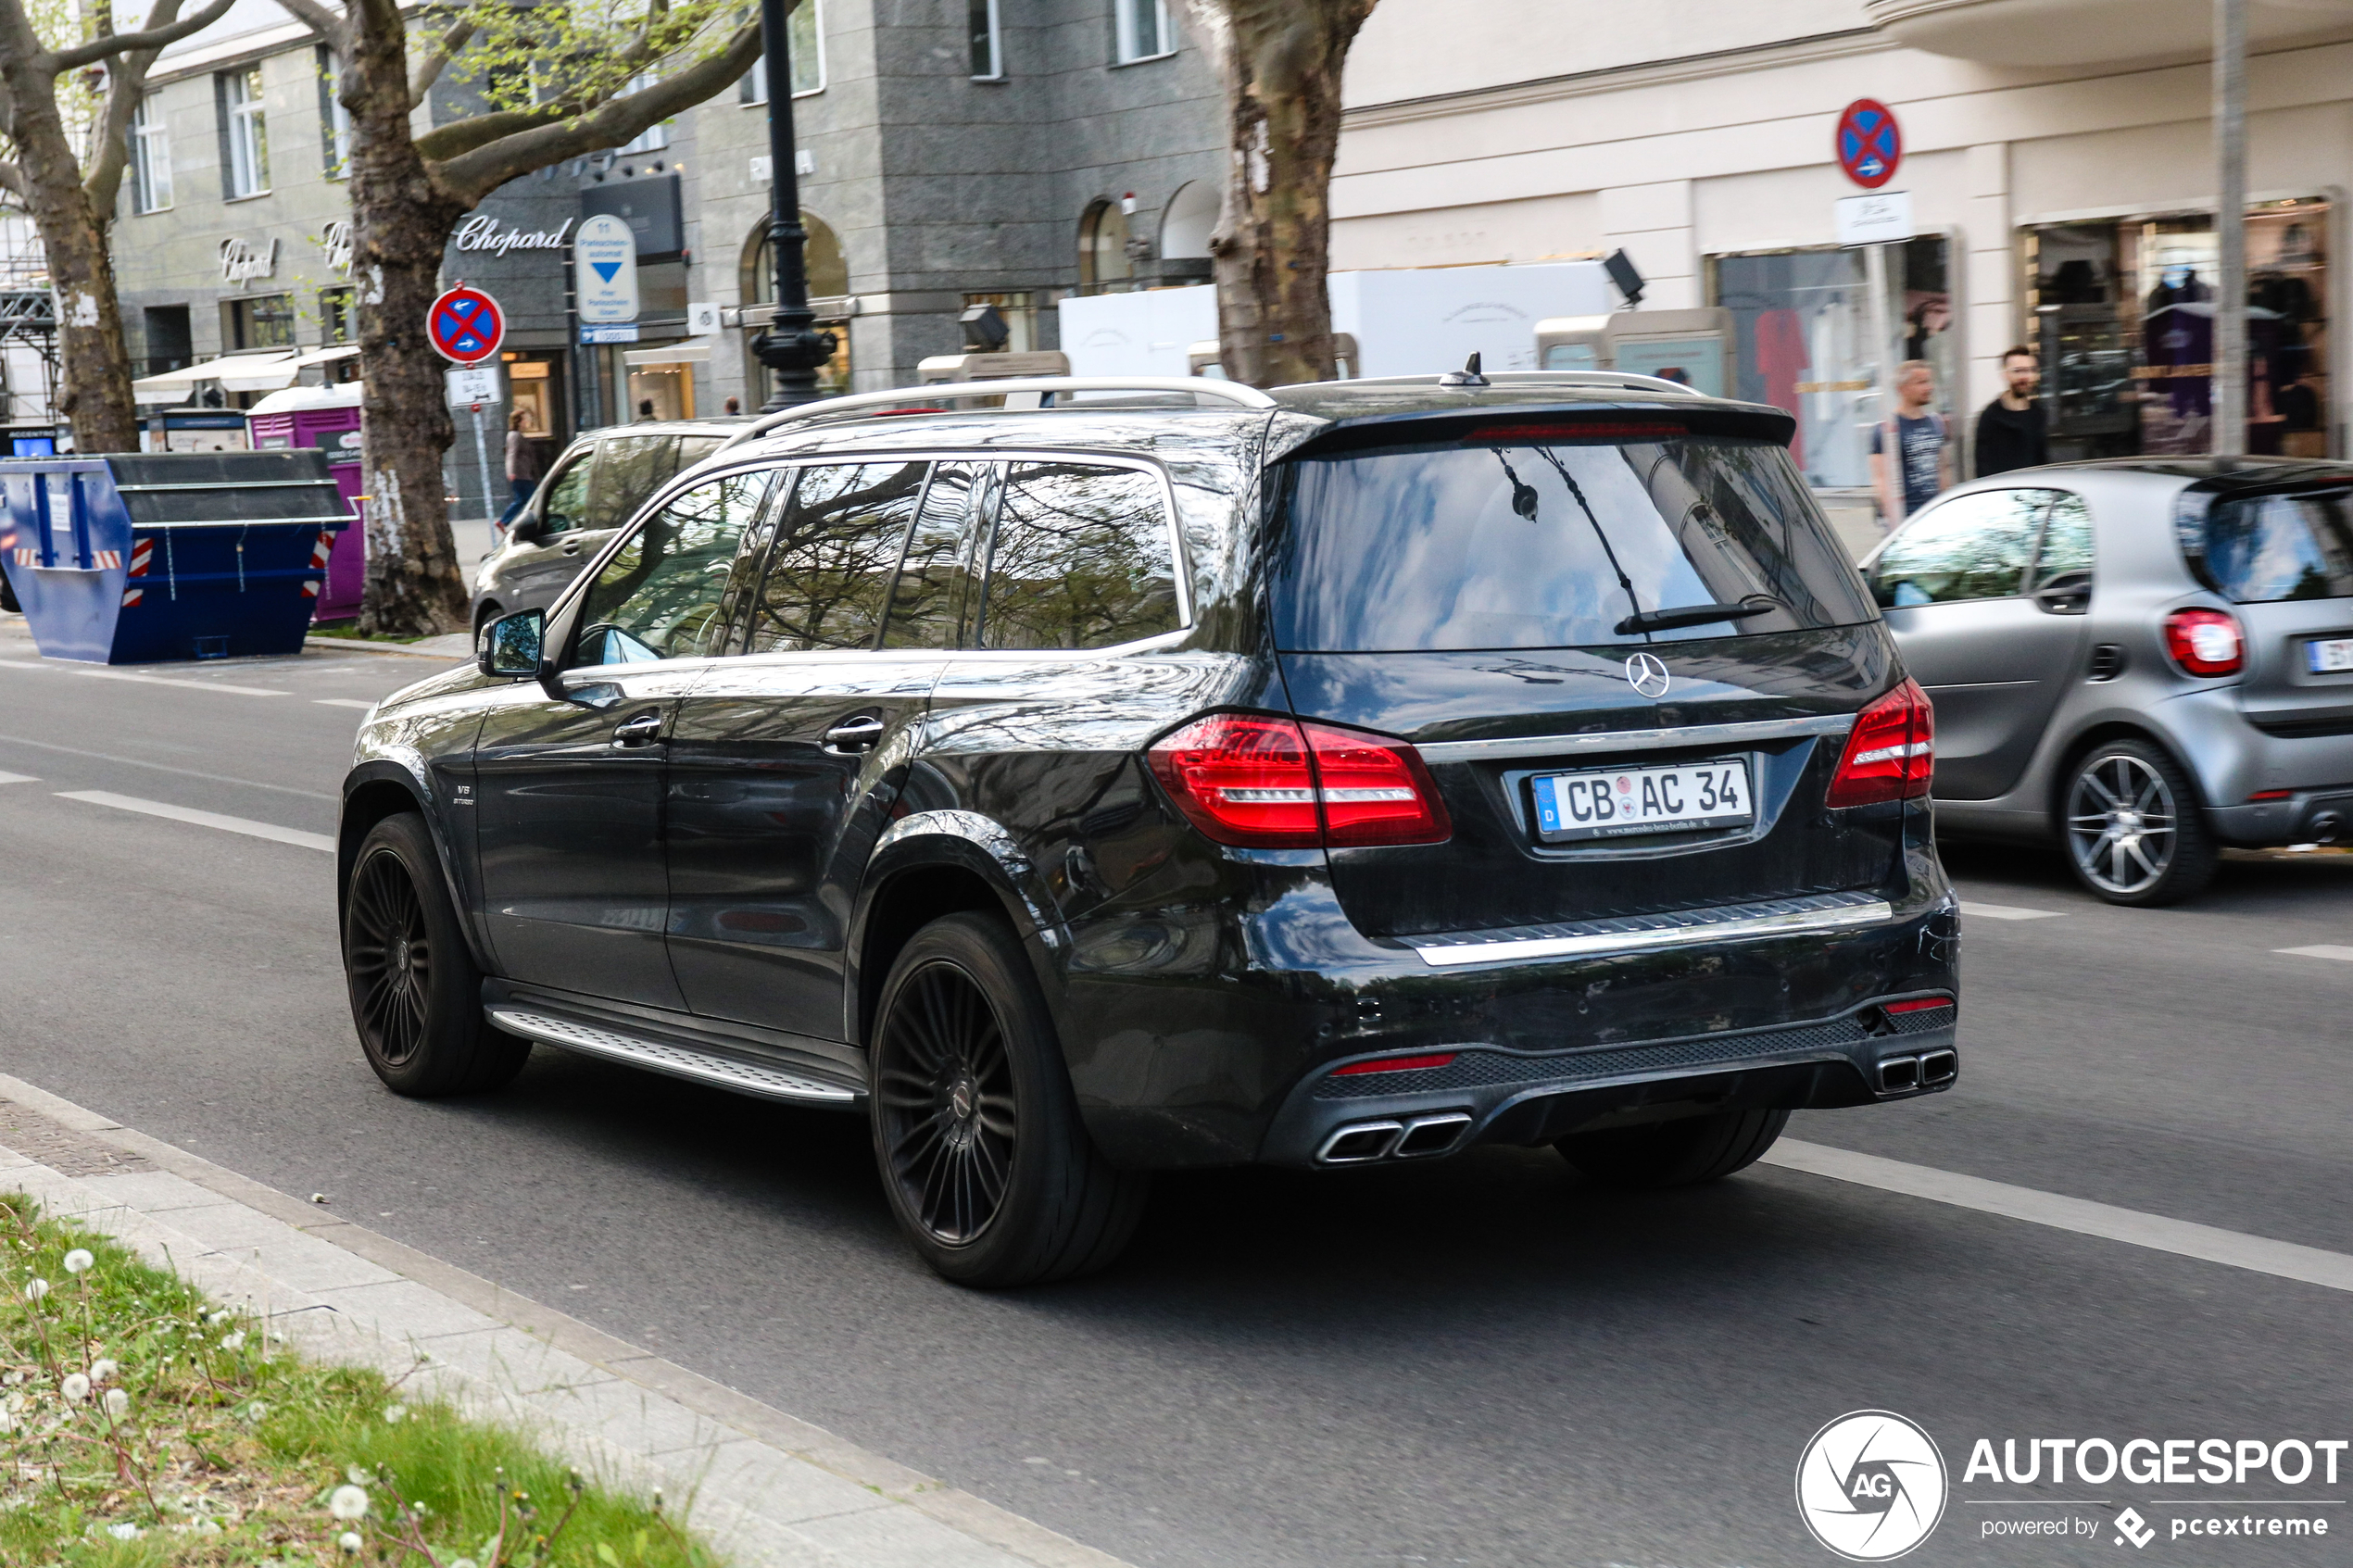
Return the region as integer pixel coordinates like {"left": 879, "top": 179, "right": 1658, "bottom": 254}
{"left": 0, "top": 1072, "right": 1133, "bottom": 1568}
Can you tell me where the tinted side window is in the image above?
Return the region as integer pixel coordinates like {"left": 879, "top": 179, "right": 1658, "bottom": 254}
{"left": 541, "top": 450, "right": 593, "bottom": 533}
{"left": 576, "top": 470, "right": 775, "bottom": 664}
{"left": 747, "top": 460, "right": 928, "bottom": 653}
{"left": 978, "top": 462, "right": 1178, "bottom": 650}
{"left": 1871, "top": 488, "right": 2052, "bottom": 607}
{"left": 2032, "top": 494, "right": 2095, "bottom": 585}
{"left": 2202, "top": 491, "right": 2353, "bottom": 602}
{"left": 881, "top": 461, "right": 985, "bottom": 649}
{"left": 585, "top": 434, "right": 678, "bottom": 529}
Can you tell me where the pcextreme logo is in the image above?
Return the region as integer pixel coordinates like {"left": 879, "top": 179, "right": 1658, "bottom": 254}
{"left": 1797, "top": 1411, "right": 1950, "bottom": 1561}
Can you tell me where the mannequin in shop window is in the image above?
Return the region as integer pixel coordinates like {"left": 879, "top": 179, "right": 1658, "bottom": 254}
{"left": 1870, "top": 359, "right": 1954, "bottom": 529}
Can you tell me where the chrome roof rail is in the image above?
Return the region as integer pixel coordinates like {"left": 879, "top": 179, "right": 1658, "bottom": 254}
{"left": 712, "top": 376, "right": 1278, "bottom": 457}
{"left": 1315, "top": 370, "right": 1700, "bottom": 396}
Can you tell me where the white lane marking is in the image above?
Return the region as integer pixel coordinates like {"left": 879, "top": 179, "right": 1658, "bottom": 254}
{"left": 56, "top": 791, "right": 333, "bottom": 853}
{"left": 1765, "top": 1139, "right": 2353, "bottom": 1295}
{"left": 1960, "top": 900, "right": 2067, "bottom": 922}
{"left": 313, "top": 698, "right": 375, "bottom": 709}
{"left": 0, "top": 771, "right": 38, "bottom": 784}
{"left": 0, "top": 733, "right": 334, "bottom": 800}
{"left": 0, "top": 659, "right": 287, "bottom": 697}
{"left": 2278, "top": 944, "right": 2353, "bottom": 962}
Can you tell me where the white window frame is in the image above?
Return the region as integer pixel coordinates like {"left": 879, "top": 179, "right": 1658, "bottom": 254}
{"left": 131, "top": 93, "right": 172, "bottom": 213}
{"left": 970, "top": 0, "right": 1003, "bottom": 81}
{"left": 739, "top": 0, "right": 825, "bottom": 105}
{"left": 226, "top": 67, "right": 269, "bottom": 198}
{"left": 1113, "top": 0, "right": 1172, "bottom": 64}
{"left": 321, "top": 51, "right": 352, "bottom": 179}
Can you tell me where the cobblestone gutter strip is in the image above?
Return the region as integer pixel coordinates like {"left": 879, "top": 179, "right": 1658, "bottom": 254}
{"left": 0, "top": 1072, "right": 1133, "bottom": 1568}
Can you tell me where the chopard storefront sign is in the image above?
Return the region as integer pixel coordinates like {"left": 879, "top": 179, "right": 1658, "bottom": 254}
{"left": 219, "top": 236, "right": 278, "bottom": 283}
{"left": 451, "top": 215, "right": 574, "bottom": 257}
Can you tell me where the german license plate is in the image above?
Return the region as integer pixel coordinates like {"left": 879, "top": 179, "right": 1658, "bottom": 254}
{"left": 1531, "top": 759, "right": 1754, "bottom": 843}
{"left": 2306, "top": 637, "right": 2353, "bottom": 674}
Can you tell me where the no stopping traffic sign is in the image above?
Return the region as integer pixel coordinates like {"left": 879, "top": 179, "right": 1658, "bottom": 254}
{"left": 427, "top": 285, "right": 506, "bottom": 364}
{"left": 1834, "top": 99, "right": 1902, "bottom": 189}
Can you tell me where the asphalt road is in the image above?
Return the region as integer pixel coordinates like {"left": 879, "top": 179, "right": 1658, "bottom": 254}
{"left": 4, "top": 620, "right": 2351, "bottom": 1568}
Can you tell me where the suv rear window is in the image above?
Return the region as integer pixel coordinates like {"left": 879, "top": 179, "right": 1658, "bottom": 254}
{"left": 2193, "top": 488, "right": 2353, "bottom": 602}
{"left": 1269, "top": 433, "right": 1874, "bottom": 652}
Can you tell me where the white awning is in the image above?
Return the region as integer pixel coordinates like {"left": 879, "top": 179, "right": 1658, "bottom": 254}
{"left": 132, "top": 349, "right": 299, "bottom": 405}
{"left": 220, "top": 344, "right": 360, "bottom": 392}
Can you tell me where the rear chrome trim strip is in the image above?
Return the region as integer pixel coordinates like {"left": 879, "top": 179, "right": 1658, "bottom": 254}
{"left": 1416, "top": 713, "right": 1853, "bottom": 764}
{"left": 1408, "top": 897, "right": 1894, "bottom": 969}
{"left": 488, "top": 1009, "right": 861, "bottom": 1104}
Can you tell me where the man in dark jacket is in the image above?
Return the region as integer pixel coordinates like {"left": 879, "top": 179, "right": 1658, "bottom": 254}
{"left": 1974, "top": 345, "right": 2048, "bottom": 477}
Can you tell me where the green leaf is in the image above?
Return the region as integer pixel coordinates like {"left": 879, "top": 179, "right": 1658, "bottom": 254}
{"left": 597, "top": 1543, "right": 623, "bottom": 1566}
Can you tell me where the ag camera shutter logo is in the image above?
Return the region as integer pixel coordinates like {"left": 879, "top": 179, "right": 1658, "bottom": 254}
{"left": 1796, "top": 1411, "right": 1948, "bottom": 1561}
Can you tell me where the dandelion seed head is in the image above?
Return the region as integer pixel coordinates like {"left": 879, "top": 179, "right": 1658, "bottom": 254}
{"left": 381, "top": 1403, "right": 408, "bottom": 1424}
{"left": 88, "top": 1359, "right": 116, "bottom": 1383}
{"left": 59, "top": 1374, "right": 89, "bottom": 1402}
{"left": 346, "top": 1465, "right": 370, "bottom": 1486}
{"left": 61, "top": 1249, "right": 92, "bottom": 1275}
{"left": 107, "top": 1521, "right": 141, "bottom": 1540}
{"left": 24, "top": 1279, "right": 47, "bottom": 1301}
{"left": 219, "top": 1331, "right": 246, "bottom": 1351}
{"left": 338, "top": 1530, "right": 363, "bottom": 1554}
{"left": 102, "top": 1388, "right": 128, "bottom": 1418}
{"left": 329, "top": 1483, "right": 371, "bottom": 1520}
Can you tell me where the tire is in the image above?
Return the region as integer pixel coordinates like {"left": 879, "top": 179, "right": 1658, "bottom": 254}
{"left": 1554, "top": 1108, "right": 1789, "bottom": 1189}
{"left": 344, "top": 812, "right": 530, "bottom": 1097}
{"left": 2061, "top": 737, "right": 2217, "bottom": 907}
{"left": 868, "top": 911, "right": 1147, "bottom": 1287}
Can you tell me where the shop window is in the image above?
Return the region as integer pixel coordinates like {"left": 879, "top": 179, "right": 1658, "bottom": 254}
{"left": 1078, "top": 200, "right": 1133, "bottom": 294}
{"left": 131, "top": 94, "right": 172, "bottom": 213}
{"left": 1709, "top": 236, "right": 1953, "bottom": 494}
{"left": 225, "top": 294, "right": 294, "bottom": 351}
{"left": 2025, "top": 199, "right": 2330, "bottom": 460}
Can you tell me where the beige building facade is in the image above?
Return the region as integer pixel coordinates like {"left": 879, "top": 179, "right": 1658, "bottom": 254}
{"left": 1333, "top": 0, "right": 2353, "bottom": 510}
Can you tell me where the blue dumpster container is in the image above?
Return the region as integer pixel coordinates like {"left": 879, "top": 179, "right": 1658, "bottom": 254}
{"left": 0, "top": 450, "right": 353, "bottom": 663}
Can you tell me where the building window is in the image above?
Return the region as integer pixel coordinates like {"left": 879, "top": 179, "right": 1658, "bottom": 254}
{"left": 321, "top": 285, "right": 356, "bottom": 345}
{"left": 131, "top": 93, "right": 172, "bottom": 213}
{"left": 970, "top": 0, "right": 1002, "bottom": 79}
{"left": 1077, "top": 199, "right": 1134, "bottom": 294}
{"left": 1114, "top": 0, "right": 1171, "bottom": 63}
{"left": 225, "top": 294, "right": 295, "bottom": 351}
{"left": 743, "top": 213, "right": 851, "bottom": 400}
{"left": 220, "top": 66, "right": 269, "bottom": 197}
{"left": 2024, "top": 198, "right": 2330, "bottom": 461}
{"left": 620, "top": 76, "right": 669, "bottom": 153}
{"left": 740, "top": 0, "right": 824, "bottom": 103}
{"left": 318, "top": 47, "right": 350, "bottom": 178}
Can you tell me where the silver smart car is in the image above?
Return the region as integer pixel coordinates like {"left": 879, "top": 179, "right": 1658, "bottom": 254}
{"left": 472, "top": 418, "right": 748, "bottom": 633}
{"left": 1862, "top": 458, "right": 2353, "bottom": 905}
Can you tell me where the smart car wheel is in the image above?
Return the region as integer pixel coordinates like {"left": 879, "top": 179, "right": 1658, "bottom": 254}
{"left": 1554, "top": 1108, "right": 1789, "bottom": 1189}
{"left": 344, "top": 813, "right": 530, "bottom": 1096}
{"left": 2063, "top": 739, "right": 2217, "bottom": 906}
{"left": 869, "top": 911, "right": 1147, "bottom": 1287}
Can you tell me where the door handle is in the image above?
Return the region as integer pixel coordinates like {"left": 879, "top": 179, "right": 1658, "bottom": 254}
{"left": 611, "top": 711, "right": 664, "bottom": 748}
{"left": 824, "top": 714, "right": 887, "bottom": 753}
{"left": 561, "top": 541, "right": 582, "bottom": 556}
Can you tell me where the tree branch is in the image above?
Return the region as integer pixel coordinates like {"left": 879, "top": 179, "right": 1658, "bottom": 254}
{"left": 407, "top": 6, "right": 476, "bottom": 109}
{"left": 434, "top": 18, "right": 759, "bottom": 201}
{"left": 271, "top": 0, "right": 348, "bottom": 56}
{"left": 0, "top": 160, "right": 27, "bottom": 201}
{"left": 413, "top": 104, "right": 566, "bottom": 165}
{"left": 46, "top": 0, "right": 236, "bottom": 72}
{"left": 81, "top": 0, "right": 191, "bottom": 207}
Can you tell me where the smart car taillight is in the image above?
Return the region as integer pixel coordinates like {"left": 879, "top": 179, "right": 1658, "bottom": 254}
{"left": 2164, "top": 608, "right": 2244, "bottom": 676}
{"left": 1826, "top": 679, "right": 1935, "bottom": 809}
{"left": 1147, "top": 715, "right": 1452, "bottom": 848}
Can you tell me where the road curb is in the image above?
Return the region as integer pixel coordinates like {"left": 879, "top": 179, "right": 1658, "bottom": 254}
{"left": 0, "top": 1071, "right": 1135, "bottom": 1568}
{"left": 304, "top": 633, "right": 475, "bottom": 659}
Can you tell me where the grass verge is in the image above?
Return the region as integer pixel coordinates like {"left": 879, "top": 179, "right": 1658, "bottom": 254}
{"left": 0, "top": 1194, "right": 721, "bottom": 1567}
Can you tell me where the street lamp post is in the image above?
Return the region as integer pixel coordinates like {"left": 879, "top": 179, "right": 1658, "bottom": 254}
{"left": 754, "top": 0, "right": 837, "bottom": 411}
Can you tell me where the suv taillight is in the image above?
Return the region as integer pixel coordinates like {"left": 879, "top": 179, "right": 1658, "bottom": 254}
{"left": 1826, "top": 679, "right": 1935, "bottom": 809}
{"left": 2164, "top": 608, "right": 2244, "bottom": 676}
{"left": 1147, "top": 714, "right": 1452, "bottom": 848}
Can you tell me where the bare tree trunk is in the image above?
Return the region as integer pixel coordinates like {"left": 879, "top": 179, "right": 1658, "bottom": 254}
{"left": 1188, "top": 0, "right": 1378, "bottom": 390}
{"left": 0, "top": 73, "right": 139, "bottom": 452}
{"left": 347, "top": 0, "right": 469, "bottom": 636}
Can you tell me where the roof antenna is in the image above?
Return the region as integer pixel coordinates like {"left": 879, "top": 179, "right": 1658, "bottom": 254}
{"left": 1439, "top": 352, "right": 1489, "bottom": 389}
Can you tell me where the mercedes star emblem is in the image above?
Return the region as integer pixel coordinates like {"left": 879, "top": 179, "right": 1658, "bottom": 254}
{"left": 1625, "top": 651, "right": 1671, "bottom": 699}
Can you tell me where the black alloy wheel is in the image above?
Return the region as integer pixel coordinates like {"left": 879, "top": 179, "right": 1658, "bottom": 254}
{"left": 2062, "top": 738, "right": 2217, "bottom": 906}
{"left": 868, "top": 912, "right": 1147, "bottom": 1286}
{"left": 875, "top": 961, "right": 1018, "bottom": 1246}
{"left": 343, "top": 813, "right": 531, "bottom": 1096}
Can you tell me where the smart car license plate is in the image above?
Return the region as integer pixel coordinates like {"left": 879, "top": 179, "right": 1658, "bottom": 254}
{"left": 2306, "top": 637, "right": 2353, "bottom": 674}
{"left": 1530, "top": 759, "right": 1755, "bottom": 843}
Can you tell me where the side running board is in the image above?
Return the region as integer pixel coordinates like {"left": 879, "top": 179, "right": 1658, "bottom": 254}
{"left": 488, "top": 1009, "right": 862, "bottom": 1106}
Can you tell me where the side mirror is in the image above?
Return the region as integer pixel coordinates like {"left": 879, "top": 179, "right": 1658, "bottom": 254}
{"left": 479, "top": 608, "right": 546, "bottom": 678}
{"left": 508, "top": 514, "right": 547, "bottom": 546}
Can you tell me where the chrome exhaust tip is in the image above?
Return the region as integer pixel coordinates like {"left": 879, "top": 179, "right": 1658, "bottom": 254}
{"left": 1918, "top": 1048, "right": 1957, "bottom": 1085}
{"left": 1316, "top": 1121, "right": 1403, "bottom": 1164}
{"left": 1392, "top": 1112, "right": 1473, "bottom": 1158}
{"left": 1877, "top": 1055, "right": 1920, "bottom": 1093}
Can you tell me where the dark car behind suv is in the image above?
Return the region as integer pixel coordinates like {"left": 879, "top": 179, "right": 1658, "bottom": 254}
{"left": 341, "top": 372, "right": 1959, "bottom": 1286}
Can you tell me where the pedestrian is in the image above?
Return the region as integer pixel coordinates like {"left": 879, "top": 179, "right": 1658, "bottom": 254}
{"left": 1870, "top": 359, "right": 1953, "bottom": 529}
{"left": 724, "top": 396, "right": 741, "bottom": 415}
{"left": 635, "top": 398, "right": 658, "bottom": 421}
{"left": 497, "top": 411, "right": 543, "bottom": 532}
{"left": 1973, "top": 345, "right": 2048, "bottom": 477}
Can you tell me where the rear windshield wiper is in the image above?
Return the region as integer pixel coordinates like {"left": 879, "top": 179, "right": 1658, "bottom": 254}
{"left": 1614, "top": 596, "right": 1780, "bottom": 636}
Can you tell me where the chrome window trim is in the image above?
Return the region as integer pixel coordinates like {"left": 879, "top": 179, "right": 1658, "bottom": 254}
{"left": 1407, "top": 895, "right": 1894, "bottom": 969}
{"left": 1416, "top": 712, "right": 1854, "bottom": 764}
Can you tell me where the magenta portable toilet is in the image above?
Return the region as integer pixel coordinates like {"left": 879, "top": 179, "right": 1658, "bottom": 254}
{"left": 248, "top": 383, "right": 365, "bottom": 621}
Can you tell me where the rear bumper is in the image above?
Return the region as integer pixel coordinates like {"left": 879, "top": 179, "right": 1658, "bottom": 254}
{"left": 1258, "top": 997, "right": 1956, "bottom": 1168}
{"left": 2152, "top": 688, "right": 2353, "bottom": 843}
